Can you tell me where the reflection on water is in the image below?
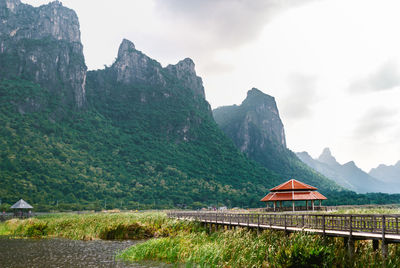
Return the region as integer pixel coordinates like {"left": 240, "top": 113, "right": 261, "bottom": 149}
{"left": 0, "top": 237, "right": 167, "bottom": 268}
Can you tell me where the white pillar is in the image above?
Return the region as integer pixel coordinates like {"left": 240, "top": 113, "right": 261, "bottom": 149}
{"left": 273, "top": 201, "right": 276, "bottom": 212}
{"left": 292, "top": 201, "right": 295, "bottom": 212}
{"left": 312, "top": 200, "right": 315, "bottom": 211}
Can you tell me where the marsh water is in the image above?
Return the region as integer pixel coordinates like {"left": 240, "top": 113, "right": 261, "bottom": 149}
{"left": 0, "top": 237, "right": 167, "bottom": 267}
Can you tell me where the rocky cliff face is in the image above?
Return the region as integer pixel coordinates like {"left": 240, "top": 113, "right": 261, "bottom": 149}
{"left": 213, "top": 88, "right": 286, "bottom": 155}
{"left": 112, "top": 39, "right": 165, "bottom": 87}
{"left": 86, "top": 39, "right": 211, "bottom": 142}
{"left": 212, "top": 89, "right": 342, "bottom": 192}
{"left": 0, "top": 0, "right": 86, "bottom": 108}
{"left": 165, "top": 58, "right": 205, "bottom": 98}
{"left": 110, "top": 39, "right": 205, "bottom": 99}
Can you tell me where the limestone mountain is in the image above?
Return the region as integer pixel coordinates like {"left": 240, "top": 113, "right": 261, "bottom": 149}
{"left": 213, "top": 88, "right": 341, "bottom": 192}
{"left": 0, "top": 0, "right": 86, "bottom": 109}
{"left": 369, "top": 161, "right": 400, "bottom": 185}
{"left": 86, "top": 39, "right": 211, "bottom": 142}
{"left": 297, "top": 148, "right": 396, "bottom": 193}
{"left": 2, "top": 0, "right": 400, "bottom": 210}
{"left": 0, "top": 0, "right": 287, "bottom": 210}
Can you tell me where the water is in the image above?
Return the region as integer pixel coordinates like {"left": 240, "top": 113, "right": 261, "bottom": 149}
{"left": 0, "top": 237, "right": 168, "bottom": 268}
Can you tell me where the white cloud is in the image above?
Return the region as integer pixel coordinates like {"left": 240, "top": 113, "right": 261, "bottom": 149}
{"left": 350, "top": 61, "right": 400, "bottom": 93}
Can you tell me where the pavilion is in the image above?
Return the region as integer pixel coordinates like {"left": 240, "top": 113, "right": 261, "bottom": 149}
{"left": 10, "top": 199, "right": 33, "bottom": 218}
{"left": 260, "top": 179, "right": 327, "bottom": 211}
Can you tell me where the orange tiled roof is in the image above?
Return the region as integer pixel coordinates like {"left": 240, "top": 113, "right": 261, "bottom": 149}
{"left": 260, "top": 191, "right": 327, "bottom": 202}
{"left": 270, "top": 179, "right": 317, "bottom": 192}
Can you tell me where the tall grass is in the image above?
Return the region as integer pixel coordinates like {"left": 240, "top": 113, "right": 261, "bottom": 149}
{"left": 3, "top": 211, "right": 400, "bottom": 266}
{"left": 0, "top": 212, "right": 199, "bottom": 240}
{"left": 332, "top": 208, "right": 400, "bottom": 215}
{"left": 118, "top": 224, "right": 400, "bottom": 267}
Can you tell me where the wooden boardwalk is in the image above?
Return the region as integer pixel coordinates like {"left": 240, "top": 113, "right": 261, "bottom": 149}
{"left": 168, "top": 211, "right": 400, "bottom": 256}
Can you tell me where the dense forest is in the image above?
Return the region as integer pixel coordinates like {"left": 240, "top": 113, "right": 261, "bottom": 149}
{"left": 2, "top": 77, "right": 400, "bottom": 211}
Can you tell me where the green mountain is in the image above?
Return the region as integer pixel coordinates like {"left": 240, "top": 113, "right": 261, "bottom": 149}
{"left": 0, "top": 0, "right": 286, "bottom": 210}
{"left": 1, "top": 0, "right": 400, "bottom": 211}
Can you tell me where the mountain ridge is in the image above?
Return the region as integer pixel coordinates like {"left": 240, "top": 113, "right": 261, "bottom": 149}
{"left": 1, "top": 0, "right": 400, "bottom": 211}
{"left": 297, "top": 148, "right": 399, "bottom": 193}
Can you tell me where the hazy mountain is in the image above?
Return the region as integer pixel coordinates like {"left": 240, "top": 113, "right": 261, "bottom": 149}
{"left": 370, "top": 161, "right": 400, "bottom": 184}
{"left": 297, "top": 148, "right": 397, "bottom": 193}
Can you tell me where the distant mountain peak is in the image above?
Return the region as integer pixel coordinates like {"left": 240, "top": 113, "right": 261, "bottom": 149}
{"left": 244, "top": 88, "right": 275, "bottom": 103}
{"left": 117, "top": 39, "right": 136, "bottom": 58}
{"left": 165, "top": 57, "right": 205, "bottom": 98}
{"left": 369, "top": 160, "right": 400, "bottom": 184}
{"left": 318, "top": 148, "right": 339, "bottom": 166}
{"left": 213, "top": 87, "right": 286, "bottom": 153}
{"left": 343, "top": 161, "right": 357, "bottom": 168}
{"left": 112, "top": 39, "right": 165, "bottom": 86}
{"left": 247, "top": 87, "right": 265, "bottom": 96}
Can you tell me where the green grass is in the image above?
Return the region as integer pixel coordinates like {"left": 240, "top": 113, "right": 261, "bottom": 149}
{"left": 118, "top": 225, "right": 400, "bottom": 267}
{"left": 0, "top": 212, "right": 199, "bottom": 240}
{"left": 3, "top": 211, "right": 400, "bottom": 266}
{"left": 332, "top": 208, "right": 400, "bottom": 215}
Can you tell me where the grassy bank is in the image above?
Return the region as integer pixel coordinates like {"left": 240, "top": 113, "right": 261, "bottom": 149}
{"left": 116, "top": 211, "right": 400, "bottom": 267}
{"left": 3, "top": 211, "right": 400, "bottom": 267}
{"left": 118, "top": 226, "right": 400, "bottom": 267}
{"left": 0, "top": 212, "right": 199, "bottom": 240}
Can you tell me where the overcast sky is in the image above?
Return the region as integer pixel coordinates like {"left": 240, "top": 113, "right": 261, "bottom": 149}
{"left": 23, "top": 0, "right": 400, "bottom": 172}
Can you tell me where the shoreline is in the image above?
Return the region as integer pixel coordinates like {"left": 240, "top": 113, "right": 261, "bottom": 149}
{"left": 2, "top": 211, "right": 400, "bottom": 267}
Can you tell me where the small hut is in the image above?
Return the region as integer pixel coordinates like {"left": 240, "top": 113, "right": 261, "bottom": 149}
{"left": 11, "top": 199, "right": 33, "bottom": 218}
{"left": 261, "top": 179, "right": 327, "bottom": 211}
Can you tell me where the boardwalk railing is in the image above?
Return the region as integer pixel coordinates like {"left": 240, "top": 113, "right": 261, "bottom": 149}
{"left": 168, "top": 211, "right": 400, "bottom": 237}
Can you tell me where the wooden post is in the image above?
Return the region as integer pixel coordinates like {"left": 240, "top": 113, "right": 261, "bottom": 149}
{"left": 382, "top": 215, "right": 388, "bottom": 258}
{"left": 373, "top": 240, "right": 379, "bottom": 251}
{"left": 284, "top": 214, "right": 287, "bottom": 234}
{"left": 322, "top": 215, "right": 326, "bottom": 236}
{"left": 348, "top": 237, "right": 355, "bottom": 259}
{"left": 257, "top": 214, "right": 260, "bottom": 234}
{"left": 312, "top": 200, "right": 314, "bottom": 211}
{"left": 306, "top": 200, "right": 308, "bottom": 211}
{"left": 349, "top": 215, "right": 353, "bottom": 237}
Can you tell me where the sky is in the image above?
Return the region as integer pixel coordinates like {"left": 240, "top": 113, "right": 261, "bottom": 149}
{"left": 22, "top": 0, "right": 400, "bottom": 172}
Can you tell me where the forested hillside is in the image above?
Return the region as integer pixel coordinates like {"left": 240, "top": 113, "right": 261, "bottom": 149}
{"left": 1, "top": 0, "right": 400, "bottom": 211}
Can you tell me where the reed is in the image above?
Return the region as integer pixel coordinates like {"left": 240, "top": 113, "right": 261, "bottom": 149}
{"left": 118, "top": 223, "right": 400, "bottom": 267}
{"left": 0, "top": 212, "right": 198, "bottom": 240}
